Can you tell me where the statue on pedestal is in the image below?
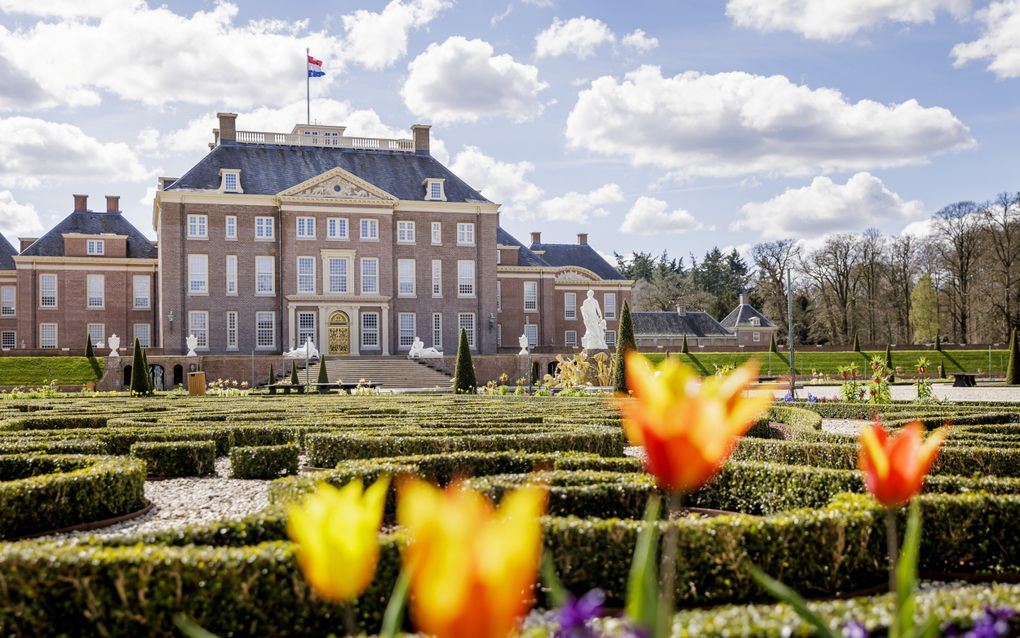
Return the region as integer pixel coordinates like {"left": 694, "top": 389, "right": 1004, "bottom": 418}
{"left": 518, "top": 333, "right": 530, "bottom": 356}
{"left": 407, "top": 337, "right": 443, "bottom": 359}
{"left": 581, "top": 290, "right": 608, "bottom": 351}
{"left": 107, "top": 334, "right": 120, "bottom": 357}
{"left": 186, "top": 334, "right": 199, "bottom": 357}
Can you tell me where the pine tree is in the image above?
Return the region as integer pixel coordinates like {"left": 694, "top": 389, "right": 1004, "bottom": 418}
{"left": 885, "top": 344, "right": 895, "bottom": 383}
{"left": 852, "top": 333, "right": 861, "bottom": 352}
{"left": 680, "top": 334, "right": 689, "bottom": 354}
{"left": 129, "top": 338, "right": 150, "bottom": 396}
{"left": 290, "top": 361, "right": 299, "bottom": 385}
{"left": 453, "top": 328, "right": 476, "bottom": 393}
{"left": 317, "top": 354, "right": 330, "bottom": 384}
{"left": 1006, "top": 328, "right": 1020, "bottom": 385}
{"left": 85, "top": 334, "right": 101, "bottom": 380}
{"left": 612, "top": 300, "right": 636, "bottom": 394}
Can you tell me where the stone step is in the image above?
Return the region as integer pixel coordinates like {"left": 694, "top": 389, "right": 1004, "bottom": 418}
{"left": 294, "top": 357, "right": 452, "bottom": 390}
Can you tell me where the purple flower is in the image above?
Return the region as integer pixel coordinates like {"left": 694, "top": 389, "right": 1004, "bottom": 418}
{"left": 807, "top": 393, "right": 819, "bottom": 403}
{"left": 843, "top": 620, "right": 869, "bottom": 638}
{"left": 943, "top": 607, "right": 1015, "bottom": 638}
{"left": 556, "top": 589, "right": 606, "bottom": 638}
{"left": 783, "top": 393, "right": 795, "bottom": 402}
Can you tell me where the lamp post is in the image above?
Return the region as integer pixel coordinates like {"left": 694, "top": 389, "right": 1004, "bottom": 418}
{"left": 787, "top": 268, "right": 796, "bottom": 400}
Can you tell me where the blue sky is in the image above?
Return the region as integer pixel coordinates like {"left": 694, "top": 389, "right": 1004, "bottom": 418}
{"left": 1, "top": 0, "right": 1018, "bottom": 261}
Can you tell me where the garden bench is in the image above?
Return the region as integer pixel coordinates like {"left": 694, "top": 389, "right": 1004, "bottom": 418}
{"left": 333, "top": 381, "right": 381, "bottom": 394}
{"left": 952, "top": 373, "right": 977, "bottom": 388}
{"left": 267, "top": 384, "right": 306, "bottom": 395}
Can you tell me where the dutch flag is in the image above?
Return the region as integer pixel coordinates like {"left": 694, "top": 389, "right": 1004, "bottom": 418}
{"left": 307, "top": 54, "right": 325, "bottom": 78}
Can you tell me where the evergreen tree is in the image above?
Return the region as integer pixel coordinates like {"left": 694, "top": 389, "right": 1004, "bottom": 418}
{"left": 1006, "top": 328, "right": 1020, "bottom": 385}
{"left": 852, "top": 334, "right": 861, "bottom": 352}
{"left": 267, "top": 364, "right": 275, "bottom": 387}
{"left": 129, "top": 338, "right": 150, "bottom": 396}
{"left": 885, "top": 345, "right": 895, "bottom": 382}
{"left": 317, "top": 355, "right": 329, "bottom": 384}
{"left": 85, "top": 334, "right": 101, "bottom": 380}
{"left": 680, "top": 334, "right": 689, "bottom": 354}
{"left": 937, "top": 361, "right": 946, "bottom": 379}
{"left": 612, "top": 300, "right": 636, "bottom": 394}
{"left": 769, "top": 333, "right": 780, "bottom": 355}
{"left": 290, "top": 361, "right": 299, "bottom": 385}
{"left": 453, "top": 328, "right": 476, "bottom": 393}
{"left": 140, "top": 346, "right": 153, "bottom": 393}
{"left": 934, "top": 334, "right": 942, "bottom": 352}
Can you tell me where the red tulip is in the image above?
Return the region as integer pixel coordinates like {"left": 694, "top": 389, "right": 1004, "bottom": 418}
{"left": 858, "top": 421, "right": 947, "bottom": 508}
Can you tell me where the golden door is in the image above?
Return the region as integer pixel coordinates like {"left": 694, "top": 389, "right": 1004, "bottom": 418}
{"left": 328, "top": 311, "right": 350, "bottom": 355}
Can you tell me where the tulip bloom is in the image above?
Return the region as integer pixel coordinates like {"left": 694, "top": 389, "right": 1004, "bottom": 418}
{"left": 858, "top": 421, "right": 947, "bottom": 508}
{"left": 398, "top": 478, "right": 547, "bottom": 638}
{"left": 286, "top": 478, "right": 389, "bottom": 602}
{"left": 619, "top": 352, "right": 773, "bottom": 493}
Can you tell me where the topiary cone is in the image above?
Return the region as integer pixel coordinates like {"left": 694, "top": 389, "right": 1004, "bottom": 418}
{"left": 852, "top": 334, "right": 861, "bottom": 352}
{"left": 317, "top": 354, "right": 330, "bottom": 384}
{"left": 85, "top": 334, "right": 101, "bottom": 380}
{"left": 129, "top": 338, "right": 150, "bottom": 396}
{"left": 612, "top": 300, "right": 635, "bottom": 394}
{"left": 290, "top": 361, "right": 299, "bottom": 385}
{"left": 769, "top": 333, "right": 779, "bottom": 355}
{"left": 885, "top": 344, "right": 894, "bottom": 383}
{"left": 681, "top": 334, "right": 689, "bottom": 354}
{"left": 267, "top": 364, "right": 275, "bottom": 387}
{"left": 934, "top": 334, "right": 942, "bottom": 352}
{"left": 453, "top": 327, "right": 476, "bottom": 393}
{"left": 1006, "top": 328, "right": 1020, "bottom": 385}
{"left": 140, "top": 346, "right": 153, "bottom": 393}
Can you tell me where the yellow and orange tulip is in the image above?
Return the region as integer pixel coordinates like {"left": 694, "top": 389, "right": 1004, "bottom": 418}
{"left": 858, "top": 421, "right": 947, "bottom": 508}
{"left": 286, "top": 478, "right": 389, "bottom": 603}
{"left": 397, "top": 478, "right": 547, "bottom": 638}
{"left": 619, "top": 352, "right": 773, "bottom": 493}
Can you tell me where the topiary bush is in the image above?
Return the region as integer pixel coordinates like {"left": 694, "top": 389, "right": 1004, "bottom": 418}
{"left": 453, "top": 327, "right": 476, "bottom": 393}
{"left": 230, "top": 444, "right": 299, "bottom": 479}
{"left": 129, "top": 440, "right": 216, "bottom": 477}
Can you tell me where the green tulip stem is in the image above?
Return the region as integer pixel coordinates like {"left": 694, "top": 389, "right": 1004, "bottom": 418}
{"left": 659, "top": 491, "right": 685, "bottom": 624}
{"left": 886, "top": 508, "right": 899, "bottom": 593}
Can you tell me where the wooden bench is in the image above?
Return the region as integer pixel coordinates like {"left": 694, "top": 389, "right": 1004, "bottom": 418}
{"left": 267, "top": 384, "right": 306, "bottom": 395}
{"left": 952, "top": 373, "right": 977, "bottom": 388}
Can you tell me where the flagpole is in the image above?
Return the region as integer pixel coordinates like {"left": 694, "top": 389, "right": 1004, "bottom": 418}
{"left": 306, "top": 47, "right": 310, "bottom": 125}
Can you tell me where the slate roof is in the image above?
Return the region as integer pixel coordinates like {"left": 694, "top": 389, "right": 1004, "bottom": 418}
{"left": 19, "top": 210, "right": 157, "bottom": 259}
{"left": 632, "top": 311, "right": 733, "bottom": 338}
{"left": 496, "top": 227, "right": 549, "bottom": 268}
{"left": 0, "top": 233, "right": 16, "bottom": 270}
{"left": 529, "top": 241, "right": 627, "bottom": 281}
{"left": 720, "top": 303, "right": 774, "bottom": 329}
{"left": 167, "top": 142, "right": 491, "bottom": 203}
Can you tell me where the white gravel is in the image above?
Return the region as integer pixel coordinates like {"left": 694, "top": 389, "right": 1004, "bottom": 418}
{"left": 763, "top": 383, "right": 1020, "bottom": 402}
{"left": 821, "top": 419, "right": 870, "bottom": 436}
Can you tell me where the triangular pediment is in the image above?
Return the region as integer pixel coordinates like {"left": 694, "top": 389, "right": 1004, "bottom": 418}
{"left": 278, "top": 167, "right": 397, "bottom": 204}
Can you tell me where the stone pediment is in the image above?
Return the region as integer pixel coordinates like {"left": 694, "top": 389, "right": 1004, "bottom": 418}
{"left": 278, "top": 167, "right": 397, "bottom": 204}
{"left": 555, "top": 268, "right": 597, "bottom": 282}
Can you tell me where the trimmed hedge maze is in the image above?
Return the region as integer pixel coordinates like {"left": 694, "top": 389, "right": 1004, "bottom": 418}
{"left": 1, "top": 395, "right": 1020, "bottom": 635}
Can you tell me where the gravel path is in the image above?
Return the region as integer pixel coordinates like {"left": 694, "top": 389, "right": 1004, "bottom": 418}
{"left": 821, "top": 419, "right": 870, "bottom": 436}
{"left": 763, "top": 383, "right": 1020, "bottom": 402}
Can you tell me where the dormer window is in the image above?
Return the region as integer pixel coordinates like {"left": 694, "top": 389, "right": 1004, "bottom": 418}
{"left": 424, "top": 178, "right": 446, "bottom": 202}
{"left": 87, "top": 239, "right": 105, "bottom": 256}
{"left": 220, "top": 169, "right": 242, "bottom": 193}
{"left": 749, "top": 317, "right": 760, "bottom": 327}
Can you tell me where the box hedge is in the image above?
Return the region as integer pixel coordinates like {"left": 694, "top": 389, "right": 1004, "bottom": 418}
{"left": 230, "top": 444, "right": 299, "bottom": 479}
{"left": 129, "top": 440, "right": 216, "bottom": 478}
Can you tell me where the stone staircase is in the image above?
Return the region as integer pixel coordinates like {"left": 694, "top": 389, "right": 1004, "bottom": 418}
{"left": 299, "top": 357, "right": 452, "bottom": 390}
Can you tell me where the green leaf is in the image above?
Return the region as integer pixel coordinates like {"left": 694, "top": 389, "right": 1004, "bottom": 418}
{"left": 541, "top": 550, "right": 569, "bottom": 609}
{"left": 625, "top": 495, "right": 662, "bottom": 637}
{"left": 173, "top": 614, "right": 220, "bottom": 638}
{"left": 747, "top": 564, "right": 838, "bottom": 638}
{"left": 379, "top": 567, "right": 411, "bottom": 638}
{"left": 894, "top": 502, "right": 923, "bottom": 638}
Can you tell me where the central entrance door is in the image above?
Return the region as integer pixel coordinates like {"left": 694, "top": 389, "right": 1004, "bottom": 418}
{"left": 328, "top": 310, "right": 351, "bottom": 355}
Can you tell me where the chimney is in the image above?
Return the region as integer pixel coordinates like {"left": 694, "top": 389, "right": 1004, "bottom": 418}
{"left": 739, "top": 293, "right": 747, "bottom": 305}
{"left": 73, "top": 194, "right": 88, "bottom": 211}
{"left": 530, "top": 231, "right": 541, "bottom": 245}
{"left": 410, "top": 124, "right": 431, "bottom": 155}
{"left": 216, "top": 112, "right": 237, "bottom": 143}
{"left": 577, "top": 233, "right": 588, "bottom": 245}
{"left": 105, "top": 195, "right": 120, "bottom": 213}
{"left": 19, "top": 238, "right": 36, "bottom": 252}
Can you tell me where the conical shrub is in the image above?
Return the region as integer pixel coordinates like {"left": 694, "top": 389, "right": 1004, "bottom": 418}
{"left": 290, "top": 361, "right": 299, "bottom": 385}
{"left": 885, "top": 344, "right": 894, "bottom": 383}
{"left": 317, "top": 355, "right": 329, "bottom": 384}
{"left": 267, "top": 364, "right": 275, "bottom": 387}
{"left": 129, "top": 338, "right": 150, "bottom": 396}
{"left": 769, "top": 333, "right": 779, "bottom": 355}
{"left": 85, "top": 334, "right": 101, "bottom": 380}
{"left": 611, "top": 300, "right": 636, "bottom": 394}
{"left": 1006, "top": 328, "right": 1020, "bottom": 385}
{"left": 934, "top": 334, "right": 942, "bottom": 352}
{"left": 680, "top": 334, "right": 689, "bottom": 354}
{"left": 453, "top": 328, "right": 476, "bottom": 393}
{"left": 852, "top": 334, "right": 861, "bottom": 352}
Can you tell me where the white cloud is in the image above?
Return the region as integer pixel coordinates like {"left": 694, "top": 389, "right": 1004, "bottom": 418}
{"left": 620, "top": 196, "right": 702, "bottom": 235}
{"left": 522, "top": 0, "right": 553, "bottom": 6}
{"left": 0, "top": 191, "right": 44, "bottom": 237}
{"left": 449, "top": 146, "right": 543, "bottom": 217}
{"left": 0, "top": 116, "right": 148, "bottom": 188}
{"left": 0, "top": 0, "right": 135, "bottom": 17}
{"left": 952, "top": 0, "right": 1020, "bottom": 78}
{"left": 726, "top": 0, "right": 970, "bottom": 40}
{"left": 341, "top": 0, "right": 452, "bottom": 71}
{"left": 733, "top": 172, "right": 923, "bottom": 239}
{"left": 621, "top": 29, "right": 659, "bottom": 52}
{"left": 538, "top": 183, "right": 624, "bottom": 222}
{"left": 566, "top": 66, "right": 973, "bottom": 179}
{"left": 402, "top": 37, "right": 548, "bottom": 123}
{"left": 902, "top": 218, "right": 936, "bottom": 237}
{"left": 535, "top": 16, "right": 615, "bottom": 59}
{"left": 491, "top": 3, "right": 513, "bottom": 25}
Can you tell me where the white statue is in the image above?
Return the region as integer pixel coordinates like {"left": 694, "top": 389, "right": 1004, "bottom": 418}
{"left": 581, "top": 290, "right": 608, "bottom": 351}
{"left": 284, "top": 337, "right": 320, "bottom": 360}
{"left": 407, "top": 336, "right": 443, "bottom": 359}
{"left": 107, "top": 334, "right": 120, "bottom": 357}
{"left": 518, "top": 333, "right": 530, "bottom": 356}
{"left": 186, "top": 334, "right": 199, "bottom": 357}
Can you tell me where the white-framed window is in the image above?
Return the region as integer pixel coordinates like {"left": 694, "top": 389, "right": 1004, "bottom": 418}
{"left": 226, "top": 255, "right": 238, "bottom": 295}
{"left": 1, "top": 330, "right": 15, "bottom": 350}
{"left": 87, "top": 323, "right": 105, "bottom": 347}
{"left": 524, "top": 323, "right": 538, "bottom": 347}
{"left": 39, "top": 323, "right": 57, "bottom": 349}
{"left": 565, "top": 330, "right": 577, "bottom": 348}
{"left": 398, "top": 312, "right": 416, "bottom": 349}
{"left": 361, "top": 312, "right": 380, "bottom": 348}
{"left": 398, "top": 259, "right": 416, "bottom": 297}
{"left": 297, "top": 256, "right": 316, "bottom": 294}
{"left": 360, "top": 219, "right": 379, "bottom": 240}
{"left": 256, "top": 311, "right": 276, "bottom": 349}
{"left": 222, "top": 170, "right": 240, "bottom": 193}
{"left": 133, "top": 275, "right": 150, "bottom": 309}
{"left": 225, "top": 312, "right": 238, "bottom": 351}
{"left": 256, "top": 256, "right": 275, "bottom": 295}
{"left": 397, "top": 221, "right": 416, "bottom": 243}
{"left": 327, "top": 218, "right": 348, "bottom": 240}
{"left": 431, "top": 222, "right": 441, "bottom": 245}
{"left": 425, "top": 178, "right": 446, "bottom": 201}
{"left": 297, "top": 312, "right": 316, "bottom": 348}
{"left": 296, "top": 217, "right": 316, "bottom": 239}
{"left": 496, "top": 249, "right": 501, "bottom": 265}
{"left": 134, "top": 323, "right": 151, "bottom": 349}
{"left": 604, "top": 293, "right": 617, "bottom": 320}
{"left": 188, "top": 311, "right": 208, "bottom": 349}
{"left": 457, "top": 260, "right": 475, "bottom": 297}
{"left": 750, "top": 317, "right": 761, "bottom": 327}
{"left": 327, "top": 257, "right": 349, "bottom": 294}
{"left": 606, "top": 330, "right": 617, "bottom": 348}
{"left": 458, "top": 313, "right": 476, "bottom": 348}
{"left": 432, "top": 312, "right": 442, "bottom": 349}
{"left": 255, "top": 216, "right": 275, "bottom": 240}
{"left": 565, "top": 292, "right": 576, "bottom": 320}
{"left": 496, "top": 280, "right": 501, "bottom": 312}
{"left": 524, "top": 281, "right": 537, "bottom": 311}
{"left": 86, "top": 274, "right": 105, "bottom": 308}
{"left": 457, "top": 222, "right": 475, "bottom": 246}
{"left": 1, "top": 286, "right": 15, "bottom": 316}
{"left": 431, "top": 259, "right": 442, "bottom": 297}
{"left": 225, "top": 215, "right": 237, "bottom": 240}
{"left": 188, "top": 254, "right": 208, "bottom": 294}
{"left": 187, "top": 214, "right": 208, "bottom": 239}
{"left": 753, "top": 331, "right": 761, "bottom": 342}
{"left": 39, "top": 274, "right": 57, "bottom": 308}
{"left": 87, "top": 239, "right": 105, "bottom": 255}
{"left": 361, "top": 258, "right": 379, "bottom": 294}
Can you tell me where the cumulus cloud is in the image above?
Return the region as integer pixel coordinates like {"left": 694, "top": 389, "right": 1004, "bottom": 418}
{"left": 566, "top": 66, "right": 973, "bottom": 180}
{"left": 0, "top": 191, "right": 44, "bottom": 237}
{"left": 620, "top": 196, "right": 702, "bottom": 235}
{"left": 449, "top": 146, "right": 543, "bottom": 216}
{"left": 726, "top": 0, "right": 970, "bottom": 40}
{"left": 733, "top": 172, "right": 923, "bottom": 239}
{"left": 538, "top": 183, "right": 624, "bottom": 222}
{"left": 0, "top": 116, "right": 148, "bottom": 188}
{"left": 952, "top": 0, "right": 1020, "bottom": 78}
{"left": 402, "top": 37, "right": 548, "bottom": 123}
{"left": 621, "top": 29, "right": 659, "bottom": 52}
{"left": 341, "top": 0, "right": 452, "bottom": 71}
{"left": 535, "top": 16, "right": 615, "bottom": 59}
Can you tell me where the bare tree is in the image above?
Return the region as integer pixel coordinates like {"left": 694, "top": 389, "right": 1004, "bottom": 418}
{"left": 932, "top": 202, "right": 984, "bottom": 344}
{"left": 884, "top": 234, "right": 919, "bottom": 343}
{"left": 800, "top": 233, "right": 862, "bottom": 345}
{"left": 751, "top": 239, "right": 799, "bottom": 340}
{"left": 982, "top": 192, "right": 1020, "bottom": 340}
{"left": 858, "top": 229, "right": 885, "bottom": 343}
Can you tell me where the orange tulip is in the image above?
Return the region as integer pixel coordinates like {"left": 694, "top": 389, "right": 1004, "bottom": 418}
{"left": 619, "top": 352, "right": 773, "bottom": 493}
{"left": 397, "top": 478, "right": 547, "bottom": 638}
{"left": 858, "top": 421, "right": 948, "bottom": 508}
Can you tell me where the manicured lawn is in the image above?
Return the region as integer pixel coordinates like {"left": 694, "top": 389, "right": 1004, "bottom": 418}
{"left": 0, "top": 357, "right": 103, "bottom": 385}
